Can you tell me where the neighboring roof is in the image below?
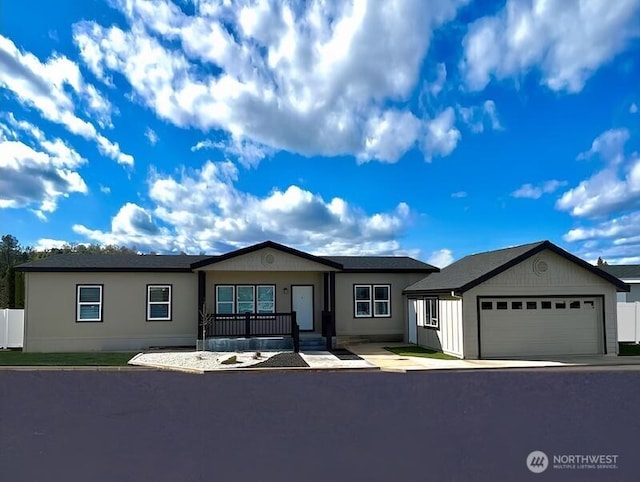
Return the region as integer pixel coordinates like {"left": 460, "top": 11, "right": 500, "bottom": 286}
{"left": 191, "top": 240, "right": 343, "bottom": 270}
{"left": 600, "top": 265, "right": 640, "bottom": 280}
{"left": 323, "top": 256, "right": 438, "bottom": 272}
{"left": 16, "top": 254, "right": 210, "bottom": 272}
{"left": 405, "top": 240, "right": 629, "bottom": 294}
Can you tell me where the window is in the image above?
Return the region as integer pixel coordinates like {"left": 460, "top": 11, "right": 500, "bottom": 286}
{"left": 481, "top": 301, "right": 493, "bottom": 310}
{"left": 555, "top": 301, "right": 566, "bottom": 309}
{"left": 257, "top": 285, "right": 275, "bottom": 313}
{"left": 216, "top": 285, "right": 275, "bottom": 314}
{"left": 526, "top": 301, "right": 537, "bottom": 310}
{"left": 541, "top": 301, "right": 552, "bottom": 310}
{"left": 512, "top": 301, "right": 523, "bottom": 310}
{"left": 147, "top": 285, "right": 171, "bottom": 321}
{"left": 237, "top": 286, "right": 255, "bottom": 313}
{"left": 77, "top": 285, "right": 103, "bottom": 322}
{"left": 584, "top": 300, "right": 595, "bottom": 309}
{"left": 570, "top": 301, "right": 581, "bottom": 309}
{"left": 216, "top": 286, "right": 235, "bottom": 313}
{"left": 496, "top": 301, "right": 508, "bottom": 310}
{"left": 374, "top": 285, "right": 390, "bottom": 316}
{"left": 354, "top": 285, "right": 391, "bottom": 318}
{"left": 424, "top": 297, "right": 439, "bottom": 328}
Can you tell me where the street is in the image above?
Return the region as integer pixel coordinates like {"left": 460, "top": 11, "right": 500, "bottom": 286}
{"left": 1, "top": 368, "right": 638, "bottom": 481}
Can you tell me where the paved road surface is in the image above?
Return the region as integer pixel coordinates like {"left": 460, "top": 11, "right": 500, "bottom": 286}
{"left": 1, "top": 369, "right": 638, "bottom": 481}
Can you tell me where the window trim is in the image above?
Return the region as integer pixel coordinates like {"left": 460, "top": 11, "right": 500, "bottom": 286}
{"left": 76, "top": 284, "right": 103, "bottom": 322}
{"left": 146, "top": 284, "right": 172, "bottom": 321}
{"left": 215, "top": 284, "right": 276, "bottom": 314}
{"left": 353, "top": 284, "right": 391, "bottom": 318}
{"left": 423, "top": 297, "right": 439, "bottom": 330}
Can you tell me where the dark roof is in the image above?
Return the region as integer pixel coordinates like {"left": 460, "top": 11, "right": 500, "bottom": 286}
{"left": 191, "top": 241, "right": 343, "bottom": 270}
{"left": 16, "top": 254, "right": 211, "bottom": 272}
{"left": 600, "top": 265, "right": 640, "bottom": 280}
{"left": 16, "top": 241, "right": 434, "bottom": 273}
{"left": 324, "top": 256, "right": 438, "bottom": 272}
{"left": 405, "top": 240, "right": 629, "bottom": 294}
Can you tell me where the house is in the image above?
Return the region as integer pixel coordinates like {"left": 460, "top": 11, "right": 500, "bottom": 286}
{"left": 598, "top": 265, "right": 640, "bottom": 302}
{"left": 404, "top": 241, "right": 629, "bottom": 359}
{"left": 16, "top": 241, "right": 436, "bottom": 352}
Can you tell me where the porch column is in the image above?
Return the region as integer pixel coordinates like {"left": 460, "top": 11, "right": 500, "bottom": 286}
{"left": 323, "top": 273, "right": 330, "bottom": 312}
{"left": 197, "top": 271, "right": 206, "bottom": 340}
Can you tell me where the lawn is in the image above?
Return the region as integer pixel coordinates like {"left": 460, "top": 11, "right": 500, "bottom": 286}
{"left": 0, "top": 351, "right": 138, "bottom": 366}
{"left": 618, "top": 344, "right": 640, "bottom": 356}
{"left": 384, "top": 345, "right": 457, "bottom": 360}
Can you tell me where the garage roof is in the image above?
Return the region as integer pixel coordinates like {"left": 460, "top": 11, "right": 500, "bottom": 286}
{"left": 404, "top": 240, "right": 630, "bottom": 294}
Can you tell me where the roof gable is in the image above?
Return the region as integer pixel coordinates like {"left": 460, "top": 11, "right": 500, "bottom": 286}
{"left": 405, "top": 240, "right": 629, "bottom": 293}
{"left": 600, "top": 265, "right": 640, "bottom": 280}
{"left": 190, "top": 241, "right": 343, "bottom": 270}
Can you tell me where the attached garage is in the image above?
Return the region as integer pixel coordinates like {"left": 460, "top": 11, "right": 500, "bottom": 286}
{"left": 404, "top": 241, "right": 629, "bottom": 359}
{"left": 478, "top": 296, "right": 603, "bottom": 358}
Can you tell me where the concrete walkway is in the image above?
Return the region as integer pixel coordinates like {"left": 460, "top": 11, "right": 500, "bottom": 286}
{"left": 346, "top": 342, "right": 640, "bottom": 372}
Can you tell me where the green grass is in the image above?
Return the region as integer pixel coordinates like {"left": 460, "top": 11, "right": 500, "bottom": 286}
{"left": 618, "top": 344, "right": 640, "bottom": 356}
{"left": 0, "top": 351, "right": 138, "bottom": 366}
{"left": 384, "top": 345, "right": 458, "bottom": 360}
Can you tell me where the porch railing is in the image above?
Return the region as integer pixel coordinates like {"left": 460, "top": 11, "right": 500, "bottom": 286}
{"left": 204, "top": 312, "right": 300, "bottom": 352}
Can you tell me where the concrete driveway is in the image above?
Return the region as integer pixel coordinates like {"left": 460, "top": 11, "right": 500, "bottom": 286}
{"left": 346, "top": 342, "right": 640, "bottom": 372}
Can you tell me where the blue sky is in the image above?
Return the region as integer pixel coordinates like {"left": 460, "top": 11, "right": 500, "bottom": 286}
{"left": 1, "top": 0, "right": 639, "bottom": 266}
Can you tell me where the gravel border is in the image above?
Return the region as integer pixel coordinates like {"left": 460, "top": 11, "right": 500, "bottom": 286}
{"left": 249, "top": 352, "right": 309, "bottom": 368}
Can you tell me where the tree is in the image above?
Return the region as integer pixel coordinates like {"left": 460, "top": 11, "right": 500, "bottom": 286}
{"left": 0, "top": 235, "right": 20, "bottom": 308}
{"left": 597, "top": 257, "right": 608, "bottom": 267}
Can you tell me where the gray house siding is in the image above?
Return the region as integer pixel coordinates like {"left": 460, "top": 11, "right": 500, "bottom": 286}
{"left": 23, "top": 272, "right": 198, "bottom": 352}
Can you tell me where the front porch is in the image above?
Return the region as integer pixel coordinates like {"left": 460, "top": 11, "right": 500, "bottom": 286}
{"left": 197, "top": 311, "right": 336, "bottom": 352}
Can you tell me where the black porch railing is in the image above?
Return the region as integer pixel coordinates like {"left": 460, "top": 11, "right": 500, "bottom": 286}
{"left": 203, "top": 312, "right": 300, "bottom": 353}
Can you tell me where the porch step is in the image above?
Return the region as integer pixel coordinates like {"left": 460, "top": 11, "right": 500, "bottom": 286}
{"left": 336, "top": 336, "right": 370, "bottom": 348}
{"left": 299, "top": 335, "right": 328, "bottom": 351}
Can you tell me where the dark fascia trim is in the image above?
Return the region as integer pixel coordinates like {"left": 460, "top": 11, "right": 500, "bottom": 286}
{"left": 190, "top": 240, "right": 343, "bottom": 270}
{"left": 338, "top": 268, "right": 439, "bottom": 274}
{"left": 16, "top": 267, "right": 194, "bottom": 273}
{"left": 458, "top": 241, "right": 631, "bottom": 293}
{"left": 403, "top": 289, "right": 458, "bottom": 296}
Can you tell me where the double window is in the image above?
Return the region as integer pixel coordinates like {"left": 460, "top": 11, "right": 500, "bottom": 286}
{"left": 354, "top": 285, "right": 390, "bottom": 318}
{"left": 76, "top": 285, "right": 103, "bottom": 322}
{"left": 216, "top": 285, "right": 275, "bottom": 314}
{"left": 147, "top": 285, "right": 172, "bottom": 321}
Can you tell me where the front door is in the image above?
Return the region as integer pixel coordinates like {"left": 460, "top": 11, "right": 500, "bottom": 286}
{"left": 292, "top": 285, "right": 314, "bottom": 331}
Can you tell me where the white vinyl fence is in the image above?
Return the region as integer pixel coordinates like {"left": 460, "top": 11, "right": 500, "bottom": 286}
{"left": 0, "top": 309, "right": 24, "bottom": 348}
{"left": 618, "top": 302, "right": 640, "bottom": 344}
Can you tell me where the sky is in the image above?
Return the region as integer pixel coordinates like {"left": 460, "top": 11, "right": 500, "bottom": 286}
{"left": 1, "top": 0, "right": 639, "bottom": 267}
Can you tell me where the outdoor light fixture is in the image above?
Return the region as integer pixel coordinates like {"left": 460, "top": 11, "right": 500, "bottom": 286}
{"left": 283, "top": 287, "right": 289, "bottom": 295}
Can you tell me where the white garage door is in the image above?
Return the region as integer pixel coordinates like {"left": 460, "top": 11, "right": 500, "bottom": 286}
{"left": 479, "top": 297, "right": 602, "bottom": 358}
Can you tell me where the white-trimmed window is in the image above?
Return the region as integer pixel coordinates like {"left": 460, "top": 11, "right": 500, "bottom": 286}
{"left": 257, "top": 285, "right": 275, "bottom": 313}
{"left": 216, "top": 285, "right": 235, "bottom": 314}
{"left": 237, "top": 285, "right": 255, "bottom": 313}
{"left": 77, "top": 285, "right": 103, "bottom": 322}
{"left": 147, "top": 285, "right": 171, "bottom": 321}
{"left": 354, "top": 284, "right": 391, "bottom": 318}
{"left": 424, "top": 297, "right": 439, "bottom": 329}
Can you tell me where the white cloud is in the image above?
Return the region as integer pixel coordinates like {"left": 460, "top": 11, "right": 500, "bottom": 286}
{"left": 0, "top": 117, "right": 87, "bottom": 218}
{"left": 33, "top": 238, "right": 70, "bottom": 251}
{"left": 72, "top": 0, "right": 468, "bottom": 164}
{"left": 428, "top": 62, "right": 447, "bottom": 97}
{"left": 427, "top": 248, "right": 454, "bottom": 267}
{"left": 145, "top": 127, "right": 159, "bottom": 145}
{"left": 0, "top": 35, "right": 133, "bottom": 166}
{"left": 74, "top": 160, "right": 415, "bottom": 254}
{"left": 457, "top": 99, "right": 502, "bottom": 133}
{"left": 512, "top": 179, "right": 567, "bottom": 199}
{"left": 631, "top": 103, "right": 639, "bottom": 114}
{"left": 423, "top": 107, "right": 461, "bottom": 160}
{"left": 557, "top": 128, "right": 639, "bottom": 217}
{"left": 451, "top": 191, "right": 467, "bottom": 198}
{"left": 191, "top": 135, "right": 271, "bottom": 168}
{"left": 461, "top": 0, "right": 640, "bottom": 93}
